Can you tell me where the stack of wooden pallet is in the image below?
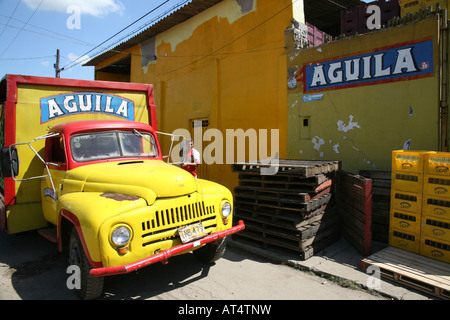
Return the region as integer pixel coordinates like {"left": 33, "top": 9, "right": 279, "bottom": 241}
{"left": 359, "top": 170, "right": 391, "bottom": 243}
{"left": 231, "top": 160, "right": 341, "bottom": 260}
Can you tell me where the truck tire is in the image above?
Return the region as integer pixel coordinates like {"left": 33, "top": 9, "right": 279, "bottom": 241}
{"left": 193, "top": 237, "right": 227, "bottom": 263}
{"left": 69, "top": 227, "right": 104, "bottom": 300}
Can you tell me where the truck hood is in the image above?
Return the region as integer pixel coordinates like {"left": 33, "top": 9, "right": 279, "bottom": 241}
{"left": 67, "top": 160, "right": 197, "bottom": 204}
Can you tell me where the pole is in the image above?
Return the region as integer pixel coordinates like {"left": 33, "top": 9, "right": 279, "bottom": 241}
{"left": 54, "top": 49, "right": 60, "bottom": 78}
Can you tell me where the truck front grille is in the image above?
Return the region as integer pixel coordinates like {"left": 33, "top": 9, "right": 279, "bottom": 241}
{"left": 140, "top": 201, "right": 217, "bottom": 247}
{"left": 141, "top": 201, "right": 215, "bottom": 231}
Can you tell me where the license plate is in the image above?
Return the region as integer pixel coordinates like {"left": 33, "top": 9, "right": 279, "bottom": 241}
{"left": 178, "top": 222, "right": 207, "bottom": 243}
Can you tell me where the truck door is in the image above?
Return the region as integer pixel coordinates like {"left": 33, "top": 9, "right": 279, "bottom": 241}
{"left": 41, "top": 134, "right": 67, "bottom": 226}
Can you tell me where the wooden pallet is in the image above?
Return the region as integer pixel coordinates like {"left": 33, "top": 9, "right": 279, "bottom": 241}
{"left": 337, "top": 171, "right": 372, "bottom": 256}
{"left": 359, "top": 170, "right": 391, "bottom": 243}
{"left": 235, "top": 185, "right": 332, "bottom": 203}
{"left": 235, "top": 191, "right": 332, "bottom": 213}
{"left": 235, "top": 205, "right": 333, "bottom": 230}
{"left": 361, "top": 246, "right": 450, "bottom": 300}
{"left": 233, "top": 225, "right": 340, "bottom": 260}
{"left": 232, "top": 160, "right": 341, "bottom": 260}
{"left": 233, "top": 208, "right": 340, "bottom": 259}
{"left": 237, "top": 172, "right": 334, "bottom": 191}
{"left": 232, "top": 160, "right": 341, "bottom": 178}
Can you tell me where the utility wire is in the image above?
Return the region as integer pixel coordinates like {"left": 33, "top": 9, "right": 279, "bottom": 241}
{"left": 61, "top": 0, "right": 172, "bottom": 72}
{"left": 0, "top": 13, "right": 96, "bottom": 47}
{"left": 0, "top": 1, "right": 189, "bottom": 65}
{"left": 76, "top": 0, "right": 192, "bottom": 67}
{"left": 0, "top": 0, "right": 21, "bottom": 39}
{"left": 159, "top": 0, "right": 299, "bottom": 76}
{"left": 0, "top": 0, "right": 43, "bottom": 58}
{"left": 0, "top": 21, "right": 94, "bottom": 47}
{"left": 0, "top": 55, "right": 54, "bottom": 61}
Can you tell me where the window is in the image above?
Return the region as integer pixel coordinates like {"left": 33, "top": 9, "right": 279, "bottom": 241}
{"left": 46, "top": 135, "right": 66, "bottom": 164}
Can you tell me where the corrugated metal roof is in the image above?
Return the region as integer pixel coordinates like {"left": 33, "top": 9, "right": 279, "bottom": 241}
{"left": 85, "top": 0, "right": 223, "bottom": 66}
{"left": 85, "top": 0, "right": 363, "bottom": 67}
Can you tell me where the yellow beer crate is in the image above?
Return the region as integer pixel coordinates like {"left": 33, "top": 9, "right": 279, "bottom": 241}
{"left": 420, "top": 237, "right": 450, "bottom": 263}
{"left": 422, "top": 216, "right": 450, "bottom": 243}
{"left": 422, "top": 197, "right": 450, "bottom": 221}
{"left": 391, "top": 190, "right": 422, "bottom": 214}
{"left": 424, "top": 152, "right": 450, "bottom": 176}
{"left": 392, "top": 172, "right": 424, "bottom": 194}
{"left": 389, "top": 227, "right": 420, "bottom": 253}
{"left": 423, "top": 174, "right": 450, "bottom": 200}
{"left": 390, "top": 208, "right": 421, "bottom": 234}
{"left": 392, "top": 150, "right": 427, "bottom": 174}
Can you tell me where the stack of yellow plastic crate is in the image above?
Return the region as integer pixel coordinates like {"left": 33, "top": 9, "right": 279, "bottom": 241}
{"left": 390, "top": 150, "right": 425, "bottom": 254}
{"left": 389, "top": 150, "right": 450, "bottom": 263}
{"left": 421, "top": 152, "right": 450, "bottom": 263}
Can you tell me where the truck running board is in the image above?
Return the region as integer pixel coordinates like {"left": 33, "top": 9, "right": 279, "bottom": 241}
{"left": 90, "top": 220, "right": 245, "bottom": 277}
{"left": 37, "top": 227, "right": 58, "bottom": 243}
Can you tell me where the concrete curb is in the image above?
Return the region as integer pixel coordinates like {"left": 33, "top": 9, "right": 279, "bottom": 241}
{"left": 228, "top": 237, "right": 433, "bottom": 300}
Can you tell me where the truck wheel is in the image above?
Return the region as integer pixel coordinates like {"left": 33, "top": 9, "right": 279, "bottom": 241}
{"left": 193, "top": 237, "right": 227, "bottom": 263}
{"left": 69, "top": 227, "right": 104, "bottom": 300}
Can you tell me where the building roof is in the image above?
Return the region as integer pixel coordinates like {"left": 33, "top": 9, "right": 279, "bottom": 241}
{"left": 84, "top": 0, "right": 223, "bottom": 67}
{"left": 84, "top": 0, "right": 363, "bottom": 67}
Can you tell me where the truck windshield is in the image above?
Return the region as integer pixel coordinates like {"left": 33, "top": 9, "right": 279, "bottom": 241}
{"left": 71, "top": 130, "right": 158, "bottom": 162}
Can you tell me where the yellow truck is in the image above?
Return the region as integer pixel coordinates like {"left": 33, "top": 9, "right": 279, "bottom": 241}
{"left": 0, "top": 74, "right": 244, "bottom": 299}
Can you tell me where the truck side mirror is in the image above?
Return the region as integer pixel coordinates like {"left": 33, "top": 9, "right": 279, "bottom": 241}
{"left": 1, "top": 147, "right": 19, "bottom": 177}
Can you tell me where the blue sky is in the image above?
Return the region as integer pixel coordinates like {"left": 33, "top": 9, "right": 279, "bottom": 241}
{"left": 0, "top": 0, "right": 372, "bottom": 81}
{"left": 0, "top": 0, "right": 190, "bottom": 80}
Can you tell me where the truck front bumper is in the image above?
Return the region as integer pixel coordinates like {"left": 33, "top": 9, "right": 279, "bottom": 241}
{"left": 90, "top": 220, "right": 245, "bottom": 277}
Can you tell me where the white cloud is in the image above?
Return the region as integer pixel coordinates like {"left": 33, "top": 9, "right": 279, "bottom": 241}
{"left": 65, "top": 52, "right": 90, "bottom": 70}
{"left": 41, "top": 60, "right": 50, "bottom": 66}
{"left": 23, "top": 0, "right": 124, "bottom": 17}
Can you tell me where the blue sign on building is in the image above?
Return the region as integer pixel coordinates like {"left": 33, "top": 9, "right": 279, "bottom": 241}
{"left": 304, "top": 39, "right": 434, "bottom": 92}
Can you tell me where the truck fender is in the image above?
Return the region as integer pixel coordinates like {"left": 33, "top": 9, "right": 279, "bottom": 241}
{"left": 57, "top": 191, "right": 147, "bottom": 268}
{"left": 59, "top": 209, "right": 102, "bottom": 269}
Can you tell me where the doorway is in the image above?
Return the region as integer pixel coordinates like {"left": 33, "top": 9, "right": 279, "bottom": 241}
{"left": 190, "top": 118, "right": 209, "bottom": 179}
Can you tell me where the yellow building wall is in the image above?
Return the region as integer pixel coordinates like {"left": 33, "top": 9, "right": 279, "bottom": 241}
{"left": 286, "top": 16, "right": 441, "bottom": 173}
{"left": 96, "top": 0, "right": 298, "bottom": 191}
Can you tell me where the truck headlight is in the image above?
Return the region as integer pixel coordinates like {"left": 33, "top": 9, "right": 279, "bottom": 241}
{"left": 111, "top": 225, "right": 132, "bottom": 247}
{"left": 221, "top": 201, "right": 232, "bottom": 218}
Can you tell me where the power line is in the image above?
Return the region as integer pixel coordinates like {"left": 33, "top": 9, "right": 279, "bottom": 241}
{"left": 159, "top": 0, "right": 299, "bottom": 76}
{"left": 0, "top": 55, "right": 53, "bottom": 61}
{"left": 0, "top": 21, "right": 94, "bottom": 47}
{"left": 0, "top": 1, "right": 188, "bottom": 66}
{"left": 75, "top": 0, "right": 192, "bottom": 68}
{"left": 0, "top": 0, "right": 43, "bottom": 58}
{"left": 0, "top": 13, "right": 96, "bottom": 47}
{"left": 61, "top": 0, "right": 172, "bottom": 72}
{"left": 0, "top": 0, "right": 21, "bottom": 40}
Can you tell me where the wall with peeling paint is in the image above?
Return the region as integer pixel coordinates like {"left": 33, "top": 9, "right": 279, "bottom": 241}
{"left": 287, "top": 16, "right": 441, "bottom": 173}
{"left": 95, "top": 0, "right": 301, "bottom": 191}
